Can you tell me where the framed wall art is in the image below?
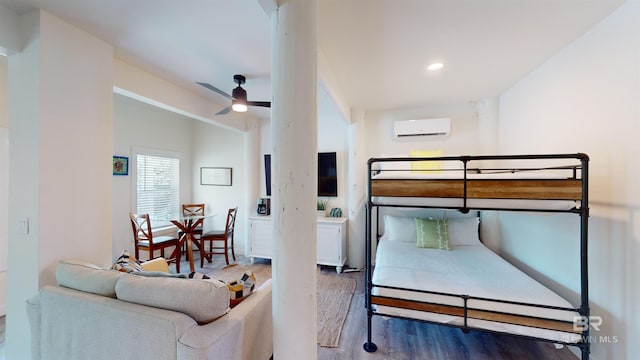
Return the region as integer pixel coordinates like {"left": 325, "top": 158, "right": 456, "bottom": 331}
{"left": 200, "top": 167, "right": 232, "bottom": 186}
{"left": 113, "top": 156, "right": 129, "bottom": 176}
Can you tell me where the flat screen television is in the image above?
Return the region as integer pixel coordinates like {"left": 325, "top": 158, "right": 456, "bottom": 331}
{"left": 264, "top": 154, "right": 272, "bottom": 196}
{"left": 317, "top": 152, "right": 337, "bottom": 197}
{"left": 264, "top": 152, "right": 338, "bottom": 197}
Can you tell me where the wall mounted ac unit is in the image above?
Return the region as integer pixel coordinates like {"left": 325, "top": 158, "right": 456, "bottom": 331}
{"left": 393, "top": 118, "right": 451, "bottom": 141}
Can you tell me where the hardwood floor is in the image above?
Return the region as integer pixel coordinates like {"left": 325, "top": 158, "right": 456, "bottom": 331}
{"left": 318, "top": 268, "right": 579, "bottom": 360}
{"left": 182, "top": 254, "right": 578, "bottom": 360}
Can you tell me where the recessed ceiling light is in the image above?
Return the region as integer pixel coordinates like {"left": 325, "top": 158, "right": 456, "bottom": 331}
{"left": 427, "top": 63, "right": 444, "bottom": 71}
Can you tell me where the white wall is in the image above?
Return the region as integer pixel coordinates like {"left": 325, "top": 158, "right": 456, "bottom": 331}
{"left": 191, "top": 121, "right": 248, "bottom": 253}
{"left": 498, "top": 1, "right": 640, "bottom": 359}
{"left": 260, "top": 89, "right": 349, "bottom": 212}
{"left": 364, "top": 101, "right": 479, "bottom": 159}
{"left": 0, "top": 4, "right": 20, "bottom": 55}
{"left": 7, "top": 10, "right": 114, "bottom": 358}
{"left": 258, "top": 87, "right": 351, "bottom": 260}
{"left": 0, "top": 55, "right": 8, "bottom": 315}
{"left": 317, "top": 86, "right": 349, "bottom": 212}
{"left": 112, "top": 93, "right": 195, "bottom": 259}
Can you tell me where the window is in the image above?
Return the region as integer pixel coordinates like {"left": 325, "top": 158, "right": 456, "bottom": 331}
{"left": 136, "top": 153, "right": 180, "bottom": 228}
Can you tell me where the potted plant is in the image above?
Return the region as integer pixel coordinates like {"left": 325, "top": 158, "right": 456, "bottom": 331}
{"left": 317, "top": 199, "right": 328, "bottom": 217}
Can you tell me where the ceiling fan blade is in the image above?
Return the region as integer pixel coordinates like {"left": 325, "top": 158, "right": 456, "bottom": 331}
{"left": 247, "top": 101, "right": 271, "bottom": 108}
{"left": 215, "top": 106, "right": 232, "bottom": 115}
{"left": 196, "top": 82, "right": 233, "bottom": 100}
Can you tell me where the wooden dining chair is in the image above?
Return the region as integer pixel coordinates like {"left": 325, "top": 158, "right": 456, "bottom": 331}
{"left": 179, "top": 203, "right": 205, "bottom": 254}
{"left": 200, "top": 207, "right": 238, "bottom": 266}
{"left": 129, "top": 213, "right": 180, "bottom": 273}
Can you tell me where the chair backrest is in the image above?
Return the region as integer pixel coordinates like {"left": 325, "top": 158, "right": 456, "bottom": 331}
{"left": 225, "top": 207, "right": 238, "bottom": 236}
{"left": 129, "top": 213, "right": 153, "bottom": 244}
{"left": 182, "top": 203, "right": 205, "bottom": 217}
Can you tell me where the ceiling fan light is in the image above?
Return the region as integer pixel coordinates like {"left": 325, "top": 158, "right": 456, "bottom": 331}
{"left": 231, "top": 85, "right": 248, "bottom": 112}
{"left": 232, "top": 100, "right": 248, "bottom": 112}
{"left": 427, "top": 62, "right": 444, "bottom": 71}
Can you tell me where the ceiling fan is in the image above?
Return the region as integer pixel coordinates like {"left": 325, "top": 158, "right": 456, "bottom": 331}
{"left": 197, "top": 74, "right": 271, "bottom": 115}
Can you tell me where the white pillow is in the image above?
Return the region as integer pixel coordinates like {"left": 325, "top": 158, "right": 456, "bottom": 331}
{"left": 381, "top": 215, "right": 416, "bottom": 242}
{"left": 448, "top": 217, "right": 480, "bottom": 245}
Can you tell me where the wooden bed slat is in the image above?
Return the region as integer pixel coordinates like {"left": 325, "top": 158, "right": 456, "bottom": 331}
{"left": 371, "top": 296, "right": 580, "bottom": 334}
{"left": 371, "top": 179, "right": 582, "bottom": 200}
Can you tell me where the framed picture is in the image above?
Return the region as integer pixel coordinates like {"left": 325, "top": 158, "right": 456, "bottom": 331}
{"left": 113, "top": 156, "right": 128, "bottom": 176}
{"left": 200, "top": 167, "right": 232, "bottom": 186}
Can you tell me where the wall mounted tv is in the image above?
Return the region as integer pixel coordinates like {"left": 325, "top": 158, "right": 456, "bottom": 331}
{"left": 264, "top": 152, "right": 338, "bottom": 197}
{"left": 317, "top": 152, "right": 338, "bottom": 196}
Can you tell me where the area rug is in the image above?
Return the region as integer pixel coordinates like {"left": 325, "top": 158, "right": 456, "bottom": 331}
{"left": 208, "top": 263, "right": 356, "bottom": 348}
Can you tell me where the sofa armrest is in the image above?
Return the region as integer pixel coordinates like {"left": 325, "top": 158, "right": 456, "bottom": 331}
{"left": 177, "top": 315, "right": 243, "bottom": 360}
{"left": 228, "top": 279, "right": 273, "bottom": 360}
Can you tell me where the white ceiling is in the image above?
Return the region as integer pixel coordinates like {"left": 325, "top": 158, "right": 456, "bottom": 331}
{"left": 0, "top": 0, "right": 625, "bottom": 118}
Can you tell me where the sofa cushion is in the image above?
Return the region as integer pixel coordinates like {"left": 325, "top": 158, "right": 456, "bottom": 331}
{"left": 115, "top": 274, "right": 230, "bottom": 324}
{"left": 56, "top": 259, "right": 123, "bottom": 298}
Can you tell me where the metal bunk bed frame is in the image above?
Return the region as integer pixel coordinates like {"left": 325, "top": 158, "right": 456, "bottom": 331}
{"left": 363, "top": 153, "right": 590, "bottom": 360}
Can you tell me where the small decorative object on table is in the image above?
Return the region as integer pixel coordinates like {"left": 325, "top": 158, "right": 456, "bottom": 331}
{"left": 329, "top": 207, "right": 343, "bottom": 218}
{"left": 317, "top": 199, "right": 328, "bottom": 217}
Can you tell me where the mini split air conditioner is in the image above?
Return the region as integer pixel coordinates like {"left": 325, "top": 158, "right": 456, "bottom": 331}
{"left": 393, "top": 118, "right": 451, "bottom": 141}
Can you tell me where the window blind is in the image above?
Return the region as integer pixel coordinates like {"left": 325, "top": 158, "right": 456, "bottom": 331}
{"left": 136, "top": 154, "right": 180, "bottom": 228}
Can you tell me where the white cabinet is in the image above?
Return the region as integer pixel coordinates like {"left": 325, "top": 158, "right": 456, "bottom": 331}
{"left": 248, "top": 216, "right": 274, "bottom": 260}
{"left": 248, "top": 216, "right": 348, "bottom": 273}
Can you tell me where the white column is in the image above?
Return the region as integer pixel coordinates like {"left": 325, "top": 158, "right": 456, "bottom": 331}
{"left": 347, "top": 108, "right": 365, "bottom": 268}
{"left": 270, "top": 0, "right": 318, "bottom": 359}
{"left": 244, "top": 117, "right": 260, "bottom": 255}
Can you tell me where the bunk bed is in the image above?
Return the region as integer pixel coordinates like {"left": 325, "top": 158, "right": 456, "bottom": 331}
{"left": 363, "top": 154, "right": 590, "bottom": 360}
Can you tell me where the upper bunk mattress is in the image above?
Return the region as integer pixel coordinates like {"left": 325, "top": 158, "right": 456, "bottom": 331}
{"left": 370, "top": 171, "right": 582, "bottom": 210}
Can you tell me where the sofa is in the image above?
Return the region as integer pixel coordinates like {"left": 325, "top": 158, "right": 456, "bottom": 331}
{"left": 26, "top": 259, "right": 273, "bottom": 360}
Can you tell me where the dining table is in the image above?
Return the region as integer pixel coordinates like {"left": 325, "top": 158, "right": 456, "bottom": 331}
{"left": 170, "top": 213, "right": 215, "bottom": 273}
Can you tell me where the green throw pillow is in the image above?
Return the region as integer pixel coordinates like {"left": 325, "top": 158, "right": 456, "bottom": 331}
{"left": 415, "top": 218, "right": 450, "bottom": 250}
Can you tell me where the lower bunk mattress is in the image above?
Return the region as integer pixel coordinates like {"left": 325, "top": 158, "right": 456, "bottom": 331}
{"left": 371, "top": 238, "right": 582, "bottom": 343}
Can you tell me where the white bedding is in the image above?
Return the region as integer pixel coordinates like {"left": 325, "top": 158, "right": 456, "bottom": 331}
{"left": 372, "top": 238, "right": 582, "bottom": 343}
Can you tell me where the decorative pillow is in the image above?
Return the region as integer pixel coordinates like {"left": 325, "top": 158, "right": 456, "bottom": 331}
{"left": 225, "top": 271, "right": 257, "bottom": 308}
{"left": 381, "top": 215, "right": 417, "bottom": 242}
{"left": 56, "top": 259, "right": 122, "bottom": 298}
{"left": 448, "top": 217, "right": 481, "bottom": 245}
{"left": 111, "top": 250, "right": 143, "bottom": 273}
{"left": 139, "top": 257, "right": 170, "bottom": 272}
{"left": 415, "top": 218, "right": 450, "bottom": 250}
{"left": 410, "top": 149, "right": 442, "bottom": 174}
{"left": 115, "top": 274, "right": 230, "bottom": 324}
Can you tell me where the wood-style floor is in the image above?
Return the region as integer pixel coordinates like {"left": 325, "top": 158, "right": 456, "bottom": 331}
{"left": 185, "top": 254, "right": 579, "bottom": 360}
{"left": 317, "top": 267, "right": 579, "bottom": 360}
